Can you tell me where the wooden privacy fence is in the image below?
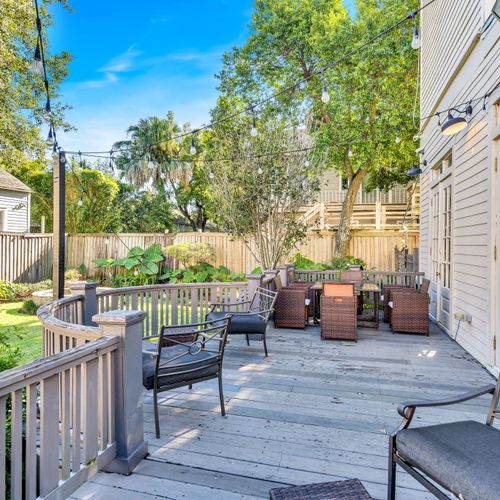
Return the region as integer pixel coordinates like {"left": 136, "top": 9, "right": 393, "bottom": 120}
{"left": 0, "top": 230, "right": 418, "bottom": 283}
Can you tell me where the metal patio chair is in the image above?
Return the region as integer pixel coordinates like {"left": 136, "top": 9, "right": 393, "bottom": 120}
{"left": 388, "top": 376, "right": 500, "bottom": 499}
{"left": 142, "top": 316, "right": 231, "bottom": 438}
{"left": 206, "top": 287, "right": 278, "bottom": 356}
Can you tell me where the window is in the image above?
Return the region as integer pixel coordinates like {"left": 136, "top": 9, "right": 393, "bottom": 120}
{"left": 341, "top": 177, "right": 349, "bottom": 190}
{"left": 0, "top": 210, "right": 7, "bottom": 232}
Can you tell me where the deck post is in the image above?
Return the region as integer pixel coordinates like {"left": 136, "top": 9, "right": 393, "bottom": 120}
{"left": 69, "top": 281, "right": 99, "bottom": 326}
{"left": 93, "top": 310, "right": 148, "bottom": 474}
{"left": 245, "top": 273, "right": 264, "bottom": 303}
{"left": 277, "top": 266, "right": 289, "bottom": 287}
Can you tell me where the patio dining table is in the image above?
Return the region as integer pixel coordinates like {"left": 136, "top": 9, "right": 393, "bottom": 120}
{"left": 311, "top": 281, "right": 381, "bottom": 329}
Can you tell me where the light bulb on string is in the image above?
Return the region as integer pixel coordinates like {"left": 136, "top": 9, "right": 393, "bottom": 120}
{"left": 190, "top": 137, "right": 196, "bottom": 155}
{"left": 208, "top": 171, "right": 215, "bottom": 179}
{"left": 395, "top": 135, "right": 401, "bottom": 144}
{"left": 257, "top": 167, "right": 263, "bottom": 175}
{"left": 321, "top": 82, "right": 330, "bottom": 104}
{"left": 411, "top": 20, "right": 421, "bottom": 49}
{"left": 45, "top": 126, "right": 54, "bottom": 148}
{"left": 77, "top": 198, "right": 83, "bottom": 207}
{"left": 250, "top": 113, "right": 258, "bottom": 137}
{"left": 348, "top": 146, "right": 353, "bottom": 159}
{"left": 304, "top": 159, "right": 310, "bottom": 168}
{"left": 29, "top": 42, "right": 44, "bottom": 75}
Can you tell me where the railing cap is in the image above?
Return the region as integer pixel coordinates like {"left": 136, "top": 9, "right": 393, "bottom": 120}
{"left": 93, "top": 310, "right": 147, "bottom": 326}
{"left": 246, "top": 273, "right": 265, "bottom": 280}
{"left": 68, "top": 280, "right": 99, "bottom": 291}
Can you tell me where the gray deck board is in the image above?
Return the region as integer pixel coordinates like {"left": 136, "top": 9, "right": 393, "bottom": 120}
{"left": 73, "top": 321, "right": 494, "bottom": 500}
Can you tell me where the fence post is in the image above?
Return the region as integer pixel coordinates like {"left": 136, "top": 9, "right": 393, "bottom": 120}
{"left": 93, "top": 310, "right": 148, "bottom": 475}
{"left": 69, "top": 281, "right": 99, "bottom": 326}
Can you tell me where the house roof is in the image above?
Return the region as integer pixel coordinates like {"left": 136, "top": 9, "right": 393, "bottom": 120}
{"left": 0, "top": 169, "right": 33, "bottom": 193}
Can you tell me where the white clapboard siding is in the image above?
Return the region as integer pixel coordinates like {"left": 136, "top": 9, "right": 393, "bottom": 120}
{"left": 420, "top": 0, "right": 500, "bottom": 368}
{"left": 0, "top": 190, "right": 30, "bottom": 232}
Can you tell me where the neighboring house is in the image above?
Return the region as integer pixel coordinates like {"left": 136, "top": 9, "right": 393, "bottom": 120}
{"left": 301, "top": 169, "right": 419, "bottom": 230}
{"left": 0, "top": 168, "right": 32, "bottom": 233}
{"left": 419, "top": 0, "right": 500, "bottom": 371}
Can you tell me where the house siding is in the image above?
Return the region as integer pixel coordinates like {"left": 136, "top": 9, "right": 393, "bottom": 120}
{"left": 0, "top": 190, "right": 30, "bottom": 233}
{"left": 420, "top": 0, "right": 500, "bottom": 369}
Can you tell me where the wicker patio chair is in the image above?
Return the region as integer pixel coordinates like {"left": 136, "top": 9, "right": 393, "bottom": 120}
{"left": 142, "top": 316, "right": 232, "bottom": 438}
{"left": 274, "top": 287, "right": 309, "bottom": 329}
{"left": 383, "top": 278, "right": 430, "bottom": 324}
{"left": 340, "top": 270, "right": 364, "bottom": 312}
{"left": 390, "top": 289, "right": 430, "bottom": 335}
{"left": 388, "top": 377, "right": 500, "bottom": 500}
{"left": 320, "top": 283, "right": 357, "bottom": 341}
{"left": 206, "top": 287, "right": 278, "bottom": 356}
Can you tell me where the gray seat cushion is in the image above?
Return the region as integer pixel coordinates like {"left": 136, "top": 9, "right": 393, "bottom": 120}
{"left": 207, "top": 311, "right": 266, "bottom": 335}
{"left": 397, "top": 420, "right": 500, "bottom": 500}
{"left": 142, "top": 343, "right": 220, "bottom": 390}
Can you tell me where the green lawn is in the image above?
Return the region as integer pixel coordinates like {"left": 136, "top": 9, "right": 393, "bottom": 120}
{"left": 0, "top": 301, "right": 43, "bottom": 365}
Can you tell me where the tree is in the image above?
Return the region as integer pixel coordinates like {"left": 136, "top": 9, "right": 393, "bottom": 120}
{"left": 207, "top": 116, "right": 321, "bottom": 269}
{"left": 0, "top": 0, "right": 72, "bottom": 173}
{"left": 216, "top": 0, "right": 419, "bottom": 255}
{"left": 114, "top": 112, "right": 212, "bottom": 231}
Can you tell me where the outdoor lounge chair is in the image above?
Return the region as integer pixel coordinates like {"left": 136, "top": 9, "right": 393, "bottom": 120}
{"left": 206, "top": 287, "right": 278, "bottom": 356}
{"left": 383, "top": 278, "right": 430, "bottom": 324}
{"left": 274, "top": 286, "right": 310, "bottom": 329}
{"left": 142, "top": 316, "right": 231, "bottom": 438}
{"left": 388, "top": 376, "right": 500, "bottom": 500}
{"left": 320, "top": 283, "right": 357, "bottom": 341}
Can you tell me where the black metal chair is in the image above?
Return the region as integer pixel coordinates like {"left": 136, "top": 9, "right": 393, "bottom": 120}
{"left": 206, "top": 287, "right": 278, "bottom": 356}
{"left": 388, "top": 377, "right": 500, "bottom": 499}
{"left": 142, "top": 316, "right": 232, "bottom": 438}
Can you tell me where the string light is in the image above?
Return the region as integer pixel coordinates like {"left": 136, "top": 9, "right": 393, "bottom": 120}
{"left": 348, "top": 145, "right": 353, "bottom": 158}
{"left": 190, "top": 137, "right": 196, "bottom": 155}
{"left": 45, "top": 126, "right": 54, "bottom": 148}
{"left": 321, "top": 81, "right": 330, "bottom": 104}
{"left": 250, "top": 112, "right": 258, "bottom": 137}
{"left": 208, "top": 171, "right": 215, "bottom": 179}
{"left": 257, "top": 167, "right": 263, "bottom": 175}
{"left": 77, "top": 198, "right": 83, "bottom": 207}
{"left": 30, "top": 42, "right": 44, "bottom": 75}
{"left": 395, "top": 135, "right": 401, "bottom": 144}
{"left": 304, "top": 159, "right": 310, "bottom": 168}
{"left": 411, "top": 17, "right": 421, "bottom": 49}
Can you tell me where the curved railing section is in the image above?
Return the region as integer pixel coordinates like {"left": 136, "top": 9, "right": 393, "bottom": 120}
{"left": 37, "top": 295, "right": 100, "bottom": 356}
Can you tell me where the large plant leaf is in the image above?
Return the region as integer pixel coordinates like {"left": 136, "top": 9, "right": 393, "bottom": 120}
{"left": 144, "top": 243, "right": 163, "bottom": 259}
{"left": 93, "top": 258, "right": 115, "bottom": 267}
{"left": 138, "top": 262, "right": 159, "bottom": 275}
{"left": 123, "top": 258, "right": 140, "bottom": 270}
{"left": 194, "top": 271, "right": 209, "bottom": 283}
{"left": 127, "top": 246, "right": 145, "bottom": 258}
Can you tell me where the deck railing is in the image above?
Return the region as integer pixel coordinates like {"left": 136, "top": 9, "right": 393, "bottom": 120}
{"left": 0, "top": 336, "right": 119, "bottom": 500}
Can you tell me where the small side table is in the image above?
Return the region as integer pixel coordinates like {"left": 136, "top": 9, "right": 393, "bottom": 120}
{"left": 269, "top": 478, "right": 372, "bottom": 500}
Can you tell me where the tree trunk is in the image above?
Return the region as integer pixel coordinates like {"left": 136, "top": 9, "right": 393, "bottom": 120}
{"left": 334, "top": 170, "right": 366, "bottom": 257}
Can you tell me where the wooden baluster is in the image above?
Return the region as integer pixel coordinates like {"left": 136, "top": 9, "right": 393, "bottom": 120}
{"left": 40, "top": 374, "right": 60, "bottom": 497}
{"left": 191, "top": 287, "right": 198, "bottom": 323}
{"left": 25, "top": 384, "right": 37, "bottom": 499}
{"left": 99, "top": 354, "right": 109, "bottom": 451}
{"left": 83, "top": 358, "right": 99, "bottom": 465}
{"left": 107, "top": 352, "right": 115, "bottom": 444}
{"left": 59, "top": 369, "right": 71, "bottom": 479}
{"left": 0, "top": 396, "right": 6, "bottom": 496}
{"left": 171, "top": 288, "right": 178, "bottom": 325}
{"left": 10, "top": 389, "right": 23, "bottom": 500}
{"left": 72, "top": 364, "right": 82, "bottom": 472}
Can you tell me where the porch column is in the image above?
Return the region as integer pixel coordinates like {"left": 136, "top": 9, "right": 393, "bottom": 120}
{"left": 93, "top": 310, "right": 148, "bottom": 474}
{"left": 69, "top": 281, "right": 99, "bottom": 326}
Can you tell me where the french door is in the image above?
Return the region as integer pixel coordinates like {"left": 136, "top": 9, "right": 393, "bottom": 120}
{"left": 492, "top": 115, "right": 500, "bottom": 370}
{"left": 430, "top": 161, "right": 453, "bottom": 333}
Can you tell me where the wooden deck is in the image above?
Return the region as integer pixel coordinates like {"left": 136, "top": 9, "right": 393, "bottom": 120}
{"left": 72, "top": 321, "right": 495, "bottom": 500}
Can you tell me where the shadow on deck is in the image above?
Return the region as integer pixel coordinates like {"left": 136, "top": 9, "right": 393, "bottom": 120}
{"left": 72, "top": 321, "right": 494, "bottom": 500}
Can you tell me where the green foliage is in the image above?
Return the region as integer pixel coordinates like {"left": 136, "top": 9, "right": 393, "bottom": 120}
{"left": 327, "top": 255, "right": 366, "bottom": 270}
{"left": 94, "top": 243, "right": 164, "bottom": 287}
{"left": 250, "top": 266, "right": 262, "bottom": 274}
{"left": 0, "top": 280, "right": 51, "bottom": 300}
{"left": 160, "top": 262, "right": 245, "bottom": 284}
{"left": 113, "top": 188, "right": 174, "bottom": 233}
{"left": 292, "top": 253, "right": 324, "bottom": 270}
{"left": 64, "top": 268, "right": 82, "bottom": 281}
{"left": 0, "top": 0, "right": 72, "bottom": 173}
{"left": 19, "top": 300, "right": 38, "bottom": 315}
{"left": 114, "top": 111, "right": 212, "bottom": 231}
{"left": 164, "top": 243, "right": 214, "bottom": 268}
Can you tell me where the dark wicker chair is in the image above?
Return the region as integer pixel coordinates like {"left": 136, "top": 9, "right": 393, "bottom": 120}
{"left": 206, "top": 287, "right": 278, "bottom": 356}
{"left": 388, "top": 377, "right": 500, "bottom": 500}
{"left": 320, "top": 283, "right": 357, "bottom": 341}
{"left": 384, "top": 278, "right": 430, "bottom": 324}
{"left": 340, "top": 270, "right": 364, "bottom": 312}
{"left": 286, "top": 278, "right": 316, "bottom": 318}
{"left": 142, "top": 316, "right": 231, "bottom": 438}
{"left": 274, "top": 287, "right": 309, "bottom": 329}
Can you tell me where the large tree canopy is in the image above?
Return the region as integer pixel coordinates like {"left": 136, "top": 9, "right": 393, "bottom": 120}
{"left": 216, "top": 0, "right": 420, "bottom": 255}
{"left": 0, "top": 0, "right": 72, "bottom": 173}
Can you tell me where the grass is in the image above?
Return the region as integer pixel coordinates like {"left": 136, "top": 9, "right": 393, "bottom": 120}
{"left": 0, "top": 301, "right": 43, "bottom": 365}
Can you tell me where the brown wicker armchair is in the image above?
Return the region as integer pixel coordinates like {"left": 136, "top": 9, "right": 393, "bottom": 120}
{"left": 340, "top": 270, "right": 364, "bottom": 312}
{"left": 320, "top": 283, "right": 357, "bottom": 341}
{"left": 384, "top": 279, "right": 430, "bottom": 324}
{"left": 390, "top": 288, "right": 430, "bottom": 335}
{"left": 274, "top": 287, "right": 309, "bottom": 329}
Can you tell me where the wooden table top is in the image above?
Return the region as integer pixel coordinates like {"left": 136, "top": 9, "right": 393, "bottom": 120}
{"left": 311, "top": 281, "right": 381, "bottom": 293}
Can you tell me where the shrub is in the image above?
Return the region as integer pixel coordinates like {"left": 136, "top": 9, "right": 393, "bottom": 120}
{"left": 292, "top": 252, "right": 324, "bottom": 270}
{"left": 326, "top": 256, "right": 366, "bottom": 270}
{"left": 160, "top": 262, "right": 245, "bottom": 284}
{"left": 64, "top": 268, "right": 82, "bottom": 282}
{"left": 19, "top": 300, "right": 38, "bottom": 315}
{"left": 164, "top": 243, "right": 214, "bottom": 268}
{"left": 0, "top": 280, "right": 53, "bottom": 301}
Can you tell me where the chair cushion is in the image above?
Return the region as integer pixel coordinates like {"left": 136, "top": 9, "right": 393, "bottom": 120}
{"left": 142, "top": 343, "right": 220, "bottom": 390}
{"left": 396, "top": 420, "right": 500, "bottom": 500}
{"left": 207, "top": 311, "right": 266, "bottom": 335}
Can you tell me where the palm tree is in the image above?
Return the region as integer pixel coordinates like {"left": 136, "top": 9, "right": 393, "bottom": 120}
{"left": 113, "top": 111, "right": 210, "bottom": 231}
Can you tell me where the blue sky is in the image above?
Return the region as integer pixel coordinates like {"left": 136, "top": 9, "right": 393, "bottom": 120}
{"left": 50, "top": 1, "right": 354, "bottom": 153}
